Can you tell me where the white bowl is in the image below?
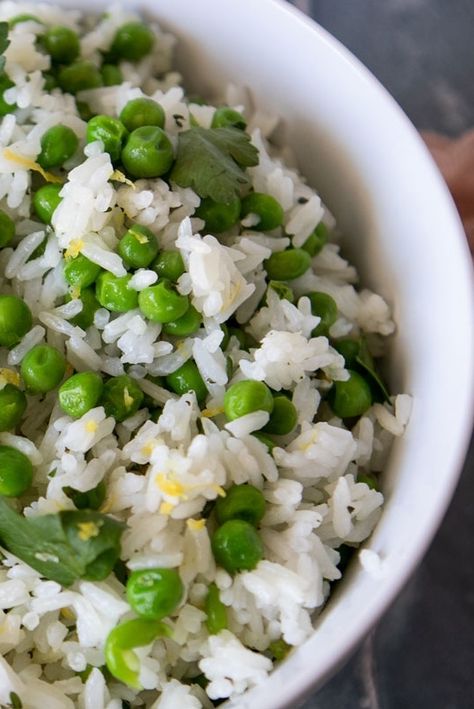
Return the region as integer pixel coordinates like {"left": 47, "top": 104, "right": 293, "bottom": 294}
{"left": 62, "top": 0, "right": 474, "bottom": 705}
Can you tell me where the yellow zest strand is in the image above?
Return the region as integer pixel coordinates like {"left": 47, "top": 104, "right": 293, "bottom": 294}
{"left": 85, "top": 420, "right": 98, "bottom": 433}
{"left": 187, "top": 518, "right": 206, "bottom": 531}
{"left": 3, "top": 148, "right": 63, "bottom": 184}
{"left": 77, "top": 521, "right": 100, "bottom": 541}
{"left": 0, "top": 368, "right": 20, "bottom": 387}
{"left": 159, "top": 501, "right": 174, "bottom": 515}
{"left": 123, "top": 387, "right": 134, "bottom": 408}
{"left": 111, "top": 169, "right": 135, "bottom": 188}
{"left": 64, "top": 239, "right": 84, "bottom": 260}
{"left": 201, "top": 407, "right": 224, "bottom": 418}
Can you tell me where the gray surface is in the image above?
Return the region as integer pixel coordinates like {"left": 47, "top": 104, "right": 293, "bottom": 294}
{"left": 286, "top": 1, "right": 474, "bottom": 708}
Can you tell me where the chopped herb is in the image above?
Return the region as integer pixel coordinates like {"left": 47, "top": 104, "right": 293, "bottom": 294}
{"left": 0, "top": 498, "right": 124, "bottom": 586}
{"left": 9, "top": 692, "right": 22, "bottom": 709}
{"left": 0, "top": 23, "right": 10, "bottom": 75}
{"left": 171, "top": 126, "right": 259, "bottom": 204}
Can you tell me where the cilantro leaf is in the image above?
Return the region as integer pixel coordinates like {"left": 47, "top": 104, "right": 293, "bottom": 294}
{"left": 0, "top": 22, "right": 10, "bottom": 75}
{"left": 0, "top": 498, "right": 124, "bottom": 586}
{"left": 171, "top": 126, "right": 259, "bottom": 204}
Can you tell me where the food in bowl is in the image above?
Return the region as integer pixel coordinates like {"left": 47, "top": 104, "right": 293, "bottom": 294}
{"left": 0, "top": 4, "right": 411, "bottom": 707}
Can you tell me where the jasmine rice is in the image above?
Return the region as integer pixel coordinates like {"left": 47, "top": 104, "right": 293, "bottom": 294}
{"left": 0, "top": 3, "right": 411, "bottom": 708}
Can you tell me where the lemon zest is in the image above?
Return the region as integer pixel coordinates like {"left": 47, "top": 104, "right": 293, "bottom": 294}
{"left": 70, "top": 285, "right": 81, "bottom": 300}
{"left": 201, "top": 406, "right": 224, "bottom": 418}
{"left": 64, "top": 239, "right": 84, "bottom": 260}
{"left": 187, "top": 518, "right": 206, "bottom": 531}
{"left": 3, "top": 148, "right": 63, "bottom": 184}
{"left": 77, "top": 521, "right": 100, "bottom": 541}
{"left": 111, "top": 169, "right": 135, "bottom": 188}
{"left": 212, "top": 484, "right": 226, "bottom": 498}
{"left": 123, "top": 387, "right": 134, "bottom": 408}
{"left": 85, "top": 420, "right": 98, "bottom": 433}
{"left": 159, "top": 501, "right": 174, "bottom": 515}
{"left": 0, "top": 368, "right": 20, "bottom": 387}
{"left": 60, "top": 607, "right": 75, "bottom": 620}
{"left": 141, "top": 441, "right": 155, "bottom": 457}
{"left": 155, "top": 473, "right": 185, "bottom": 498}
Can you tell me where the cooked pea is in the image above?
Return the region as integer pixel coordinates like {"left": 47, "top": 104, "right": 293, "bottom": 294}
{"left": 0, "top": 385, "right": 27, "bottom": 431}
{"left": 267, "top": 280, "right": 294, "bottom": 303}
{"left": 357, "top": 472, "right": 379, "bottom": 491}
{"left": 205, "top": 583, "right": 228, "bottom": 634}
{"left": 211, "top": 519, "right": 263, "bottom": 574}
{"left": 151, "top": 250, "right": 185, "bottom": 282}
{"left": 165, "top": 360, "right": 207, "bottom": 404}
{"left": 252, "top": 431, "right": 276, "bottom": 452}
{"left": 215, "top": 484, "right": 266, "bottom": 527}
{"left": 162, "top": 304, "right": 201, "bottom": 337}
{"left": 64, "top": 479, "right": 107, "bottom": 510}
{"left": 59, "top": 371, "right": 104, "bottom": 419}
{"left": 96, "top": 272, "right": 138, "bottom": 313}
{"left": 302, "top": 222, "right": 329, "bottom": 256}
{"left": 0, "top": 295, "right": 32, "bottom": 347}
{"left": 105, "top": 618, "right": 166, "bottom": 689}
{"left": 121, "top": 126, "right": 174, "bottom": 179}
{"left": 0, "top": 209, "right": 15, "bottom": 248}
{"left": 333, "top": 338, "right": 360, "bottom": 368}
{"left": 262, "top": 396, "right": 298, "bottom": 435}
{"left": 76, "top": 100, "right": 94, "bottom": 121}
{"left": 211, "top": 107, "right": 246, "bottom": 130}
{"left": 68, "top": 287, "right": 100, "bottom": 330}
{"left": 101, "top": 374, "right": 144, "bottom": 422}
{"left": 0, "top": 445, "right": 33, "bottom": 497}
{"left": 126, "top": 568, "right": 184, "bottom": 620}
{"left": 58, "top": 61, "right": 103, "bottom": 95}
{"left": 328, "top": 369, "right": 373, "bottom": 419}
{"left": 87, "top": 115, "right": 128, "bottom": 162}
{"left": 224, "top": 380, "right": 274, "bottom": 421}
{"left": 138, "top": 280, "right": 189, "bottom": 324}
{"left": 37, "top": 124, "right": 78, "bottom": 169}
{"left": 118, "top": 224, "right": 159, "bottom": 269}
{"left": 269, "top": 638, "right": 291, "bottom": 662}
{"left": 101, "top": 64, "right": 123, "bottom": 87}
{"left": 240, "top": 192, "right": 284, "bottom": 232}
{"left": 196, "top": 196, "right": 241, "bottom": 234}
{"left": 32, "top": 184, "right": 62, "bottom": 224}
{"left": 0, "top": 75, "right": 16, "bottom": 117}
{"left": 119, "top": 97, "right": 165, "bottom": 132}
{"left": 42, "top": 72, "right": 57, "bottom": 91}
{"left": 64, "top": 254, "right": 102, "bottom": 289}
{"left": 21, "top": 344, "right": 66, "bottom": 393}
{"left": 110, "top": 22, "right": 155, "bottom": 62}
{"left": 264, "top": 248, "right": 311, "bottom": 280}
{"left": 43, "top": 26, "right": 80, "bottom": 64}
{"left": 308, "top": 291, "right": 338, "bottom": 337}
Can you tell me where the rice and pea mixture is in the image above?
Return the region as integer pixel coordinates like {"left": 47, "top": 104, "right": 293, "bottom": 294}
{"left": 0, "top": 4, "right": 411, "bottom": 708}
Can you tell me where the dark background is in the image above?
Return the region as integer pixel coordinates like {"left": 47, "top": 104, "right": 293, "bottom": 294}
{"left": 285, "top": 1, "right": 474, "bottom": 708}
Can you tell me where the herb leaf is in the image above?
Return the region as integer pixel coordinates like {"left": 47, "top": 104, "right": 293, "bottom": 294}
{"left": 171, "top": 126, "right": 259, "bottom": 204}
{"left": 0, "top": 498, "right": 124, "bottom": 586}
{"left": 0, "top": 22, "right": 10, "bottom": 75}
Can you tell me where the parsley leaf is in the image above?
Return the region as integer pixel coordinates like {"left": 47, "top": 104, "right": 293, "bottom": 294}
{"left": 0, "top": 22, "right": 10, "bottom": 75}
{"left": 171, "top": 126, "right": 259, "bottom": 204}
{"left": 0, "top": 498, "right": 124, "bottom": 586}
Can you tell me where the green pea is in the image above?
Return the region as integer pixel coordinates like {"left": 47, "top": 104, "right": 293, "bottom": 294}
{"left": 37, "top": 124, "right": 79, "bottom": 169}
{"left": 0, "top": 209, "right": 15, "bottom": 248}
{"left": 328, "top": 369, "right": 373, "bottom": 419}
{"left": 43, "top": 26, "right": 80, "bottom": 64}
{"left": 357, "top": 472, "right": 379, "bottom": 491}
{"left": 302, "top": 222, "right": 329, "bottom": 257}
{"left": 0, "top": 445, "right": 33, "bottom": 497}
{"left": 64, "top": 254, "right": 102, "bottom": 289}
{"left": 251, "top": 432, "right": 274, "bottom": 453}
{"left": 96, "top": 272, "right": 138, "bottom": 313}
{"left": 215, "top": 484, "right": 266, "bottom": 527}
{"left": 224, "top": 380, "right": 274, "bottom": 421}
{"left": 59, "top": 371, "right": 104, "bottom": 419}
{"left": 0, "top": 385, "right": 27, "bottom": 431}
{"left": 227, "top": 326, "right": 247, "bottom": 350}
{"left": 119, "top": 97, "right": 165, "bottom": 132}
{"left": 333, "top": 338, "right": 360, "bottom": 368}
{"left": 63, "top": 479, "right": 107, "bottom": 510}
{"left": 211, "top": 519, "right": 263, "bottom": 574}
{"left": 101, "top": 64, "right": 123, "bottom": 87}
{"left": 0, "top": 295, "right": 32, "bottom": 348}
{"left": 308, "top": 291, "right": 338, "bottom": 337}
{"left": 76, "top": 100, "right": 94, "bottom": 121}
{"left": 121, "top": 126, "right": 174, "bottom": 179}
{"left": 211, "top": 107, "right": 246, "bottom": 130}
{"left": 32, "top": 184, "right": 62, "bottom": 224}
{"left": 205, "top": 582, "right": 228, "bottom": 634}
{"left": 266, "top": 280, "right": 294, "bottom": 303}
{"left": 21, "top": 344, "right": 66, "bottom": 394}
{"left": 126, "top": 567, "right": 183, "bottom": 620}
{"left": 264, "top": 248, "right": 311, "bottom": 281}
{"left": 241, "top": 192, "right": 284, "bottom": 232}
{"left": 268, "top": 638, "right": 291, "bottom": 662}
{"left": 0, "top": 75, "right": 17, "bottom": 117}
{"left": 165, "top": 360, "right": 207, "bottom": 404}
{"left": 196, "top": 196, "right": 241, "bottom": 234}
{"left": 105, "top": 618, "right": 169, "bottom": 689}
{"left": 68, "top": 287, "right": 100, "bottom": 329}
{"left": 101, "top": 374, "right": 144, "bottom": 422}
{"left": 262, "top": 396, "right": 297, "bottom": 435}
{"left": 87, "top": 115, "right": 128, "bottom": 162}
{"left": 138, "top": 280, "right": 189, "bottom": 324}
{"left": 110, "top": 22, "right": 155, "bottom": 62}
{"left": 162, "top": 304, "right": 201, "bottom": 337}
{"left": 58, "top": 61, "right": 103, "bottom": 95}
{"left": 151, "top": 250, "right": 185, "bottom": 282}
{"left": 42, "top": 72, "right": 57, "bottom": 91}
{"left": 9, "top": 14, "right": 43, "bottom": 27}
{"left": 118, "top": 224, "right": 159, "bottom": 269}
